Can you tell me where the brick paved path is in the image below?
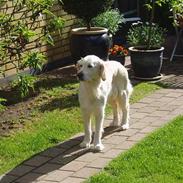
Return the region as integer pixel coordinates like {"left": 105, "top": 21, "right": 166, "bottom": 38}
{"left": 1, "top": 87, "right": 183, "bottom": 183}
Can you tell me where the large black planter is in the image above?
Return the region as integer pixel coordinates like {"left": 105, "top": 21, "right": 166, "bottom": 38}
{"left": 129, "top": 47, "right": 164, "bottom": 80}
{"left": 109, "top": 55, "right": 125, "bottom": 66}
{"left": 70, "top": 27, "right": 110, "bottom": 64}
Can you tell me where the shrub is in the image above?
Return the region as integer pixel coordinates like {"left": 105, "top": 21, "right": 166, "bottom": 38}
{"left": 61, "top": 0, "right": 113, "bottom": 30}
{"left": 127, "top": 22, "right": 166, "bottom": 49}
{"left": 91, "top": 9, "right": 125, "bottom": 35}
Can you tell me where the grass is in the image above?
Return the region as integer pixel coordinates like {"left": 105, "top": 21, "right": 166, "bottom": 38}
{"left": 0, "top": 82, "right": 162, "bottom": 175}
{"left": 88, "top": 116, "right": 183, "bottom": 183}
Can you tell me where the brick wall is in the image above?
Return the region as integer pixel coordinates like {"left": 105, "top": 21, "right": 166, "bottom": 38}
{"left": 0, "top": 1, "right": 77, "bottom": 78}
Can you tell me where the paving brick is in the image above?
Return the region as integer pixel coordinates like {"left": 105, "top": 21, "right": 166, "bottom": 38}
{"left": 131, "top": 103, "right": 148, "bottom": 109}
{"left": 131, "top": 122, "right": 149, "bottom": 129}
{"left": 33, "top": 163, "right": 62, "bottom": 174}
{"left": 72, "top": 167, "right": 100, "bottom": 179}
{"left": 100, "top": 149, "right": 123, "bottom": 159}
{"left": 170, "top": 109, "right": 183, "bottom": 115}
{"left": 8, "top": 164, "right": 34, "bottom": 177}
{"left": 75, "top": 152, "right": 100, "bottom": 163}
{"left": 139, "top": 116, "right": 159, "bottom": 123}
{"left": 115, "top": 129, "right": 139, "bottom": 137}
{"left": 0, "top": 174, "right": 18, "bottom": 183}
{"left": 42, "top": 170, "right": 73, "bottom": 182}
{"left": 24, "top": 156, "right": 51, "bottom": 167}
{"left": 148, "top": 93, "right": 164, "bottom": 99}
{"left": 149, "top": 110, "right": 170, "bottom": 117}
{"left": 114, "top": 140, "right": 137, "bottom": 150}
{"left": 50, "top": 153, "right": 78, "bottom": 165}
{"left": 87, "top": 158, "right": 110, "bottom": 169}
{"left": 131, "top": 112, "right": 148, "bottom": 119}
{"left": 57, "top": 139, "right": 81, "bottom": 149}
{"left": 140, "top": 126, "right": 158, "bottom": 133}
{"left": 166, "top": 92, "right": 183, "bottom": 98}
{"left": 103, "top": 135, "right": 127, "bottom": 145}
{"left": 60, "top": 177, "right": 85, "bottom": 183}
{"left": 155, "top": 97, "right": 175, "bottom": 103}
{"left": 128, "top": 133, "right": 147, "bottom": 142}
{"left": 137, "top": 106, "right": 157, "bottom": 113}
{"left": 40, "top": 147, "right": 66, "bottom": 158}
{"left": 35, "top": 181, "right": 51, "bottom": 183}
{"left": 16, "top": 172, "right": 44, "bottom": 183}
{"left": 138, "top": 97, "right": 156, "bottom": 104}
{"left": 100, "top": 143, "right": 115, "bottom": 153}
{"left": 60, "top": 161, "right": 86, "bottom": 172}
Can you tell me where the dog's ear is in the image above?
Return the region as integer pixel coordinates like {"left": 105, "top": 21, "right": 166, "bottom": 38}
{"left": 100, "top": 63, "right": 106, "bottom": 81}
{"left": 76, "top": 57, "right": 84, "bottom": 70}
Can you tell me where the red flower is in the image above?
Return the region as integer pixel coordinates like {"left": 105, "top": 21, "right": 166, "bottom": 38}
{"left": 109, "top": 44, "right": 128, "bottom": 56}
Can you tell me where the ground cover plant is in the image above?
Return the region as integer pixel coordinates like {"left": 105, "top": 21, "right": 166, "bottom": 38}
{"left": 0, "top": 68, "right": 162, "bottom": 175}
{"left": 88, "top": 115, "right": 183, "bottom": 183}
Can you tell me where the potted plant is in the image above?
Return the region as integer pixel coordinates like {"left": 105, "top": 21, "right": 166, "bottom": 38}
{"left": 109, "top": 44, "right": 128, "bottom": 65}
{"left": 91, "top": 9, "right": 124, "bottom": 37}
{"left": 127, "top": 0, "right": 166, "bottom": 80}
{"left": 170, "top": 0, "right": 183, "bottom": 28}
{"left": 61, "top": 0, "right": 113, "bottom": 63}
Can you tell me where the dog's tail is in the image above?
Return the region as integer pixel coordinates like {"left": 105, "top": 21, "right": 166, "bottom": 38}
{"left": 126, "top": 79, "right": 133, "bottom": 98}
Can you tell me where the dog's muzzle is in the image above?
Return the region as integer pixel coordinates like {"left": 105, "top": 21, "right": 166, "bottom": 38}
{"left": 77, "top": 72, "right": 84, "bottom": 81}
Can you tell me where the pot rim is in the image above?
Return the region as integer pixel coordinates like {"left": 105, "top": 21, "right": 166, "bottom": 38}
{"left": 129, "top": 46, "right": 164, "bottom": 52}
{"left": 71, "top": 27, "right": 108, "bottom": 35}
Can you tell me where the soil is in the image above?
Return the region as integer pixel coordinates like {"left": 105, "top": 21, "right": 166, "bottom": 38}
{"left": 0, "top": 65, "right": 77, "bottom": 137}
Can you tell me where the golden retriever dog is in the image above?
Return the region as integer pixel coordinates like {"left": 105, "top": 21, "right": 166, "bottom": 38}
{"left": 77, "top": 55, "right": 133, "bottom": 151}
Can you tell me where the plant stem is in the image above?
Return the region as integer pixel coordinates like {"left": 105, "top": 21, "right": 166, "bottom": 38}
{"left": 147, "top": 0, "right": 155, "bottom": 49}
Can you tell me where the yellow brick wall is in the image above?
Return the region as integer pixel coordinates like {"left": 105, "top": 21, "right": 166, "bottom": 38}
{"left": 0, "top": 2, "right": 77, "bottom": 78}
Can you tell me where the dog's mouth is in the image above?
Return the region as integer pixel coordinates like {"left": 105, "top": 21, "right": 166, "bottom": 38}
{"left": 77, "top": 72, "right": 85, "bottom": 81}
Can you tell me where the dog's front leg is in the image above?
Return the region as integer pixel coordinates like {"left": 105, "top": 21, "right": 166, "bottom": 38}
{"left": 80, "top": 110, "right": 92, "bottom": 148}
{"left": 93, "top": 107, "right": 105, "bottom": 151}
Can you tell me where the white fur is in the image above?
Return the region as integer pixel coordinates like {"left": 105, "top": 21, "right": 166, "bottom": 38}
{"left": 77, "top": 55, "right": 133, "bottom": 151}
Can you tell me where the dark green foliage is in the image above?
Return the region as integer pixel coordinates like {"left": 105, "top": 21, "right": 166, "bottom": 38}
{"left": 61, "top": 0, "right": 113, "bottom": 30}
{"left": 127, "top": 22, "right": 166, "bottom": 49}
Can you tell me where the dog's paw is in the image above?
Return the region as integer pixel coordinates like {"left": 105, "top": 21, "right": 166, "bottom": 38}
{"left": 80, "top": 141, "right": 90, "bottom": 148}
{"left": 93, "top": 144, "right": 104, "bottom": 151}
{"left": 121, "top": 123, "right": 129, "bottom": 130}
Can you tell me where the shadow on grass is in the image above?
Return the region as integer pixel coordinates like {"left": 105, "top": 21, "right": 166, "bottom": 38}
{"left": 38, "top": 93, "right": 79, "bottom": 112}
{"left": 0, "top": 77, "right": 78, "bottom": 106}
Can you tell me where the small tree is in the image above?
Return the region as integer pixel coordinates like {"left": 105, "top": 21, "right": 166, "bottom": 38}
{"left": 0, "top": 0, "right": 65, "bottom": 97}
{"left": 61, "top": 0, "right": 113, "bottom": 30}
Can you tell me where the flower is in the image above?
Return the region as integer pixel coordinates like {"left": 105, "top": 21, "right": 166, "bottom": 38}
{"left": 109, "top": 45, "right": 128, "bottom": 56}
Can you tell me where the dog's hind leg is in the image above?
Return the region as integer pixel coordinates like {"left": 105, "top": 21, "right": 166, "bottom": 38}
{"left": 109, "top": 100, "right": 121, "bottom": 127}
{"left": 80, "top": 110, "right": 92, "bottom": 148}
{"left": 119, "top": 90, "right": 130, "bottom": 130}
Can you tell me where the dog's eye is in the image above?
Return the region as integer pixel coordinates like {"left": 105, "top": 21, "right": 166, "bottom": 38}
{"left": 79, "top": 64, "right": 83, "bottom": 68}
{"left": 88, "top": 64, "right": 93, "bottom": 68}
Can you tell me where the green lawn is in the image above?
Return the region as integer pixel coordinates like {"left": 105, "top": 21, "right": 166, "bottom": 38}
{"left": 0, "top": 82, "right": 161, "bottom": 175}
{"left": 88, "top": 116, "right": 183, "bottom": 183}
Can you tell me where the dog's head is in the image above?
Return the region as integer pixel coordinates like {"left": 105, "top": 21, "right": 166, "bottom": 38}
{"left": 76, "top": 55, "right": 106, "bottom": 82}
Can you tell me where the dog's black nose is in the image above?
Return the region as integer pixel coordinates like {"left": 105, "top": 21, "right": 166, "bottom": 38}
{"left": 77, "top": 72, "right": 84, "bottom": 81}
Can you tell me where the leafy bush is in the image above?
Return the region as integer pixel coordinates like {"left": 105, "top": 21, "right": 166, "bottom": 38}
{"left": 91, "top": 9, "right": 124, "bottom": 35}
{"left": 127, "top": 22, "right": 166, "bottom": 49}
{"left": 61, "top": 0, "right": 113, "bottom": 30}
{"left": 0, "top": 0, "right": 65, "bottom": 97}
{"left": 12, "top": 74, "right": 37, "bottom": 98}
